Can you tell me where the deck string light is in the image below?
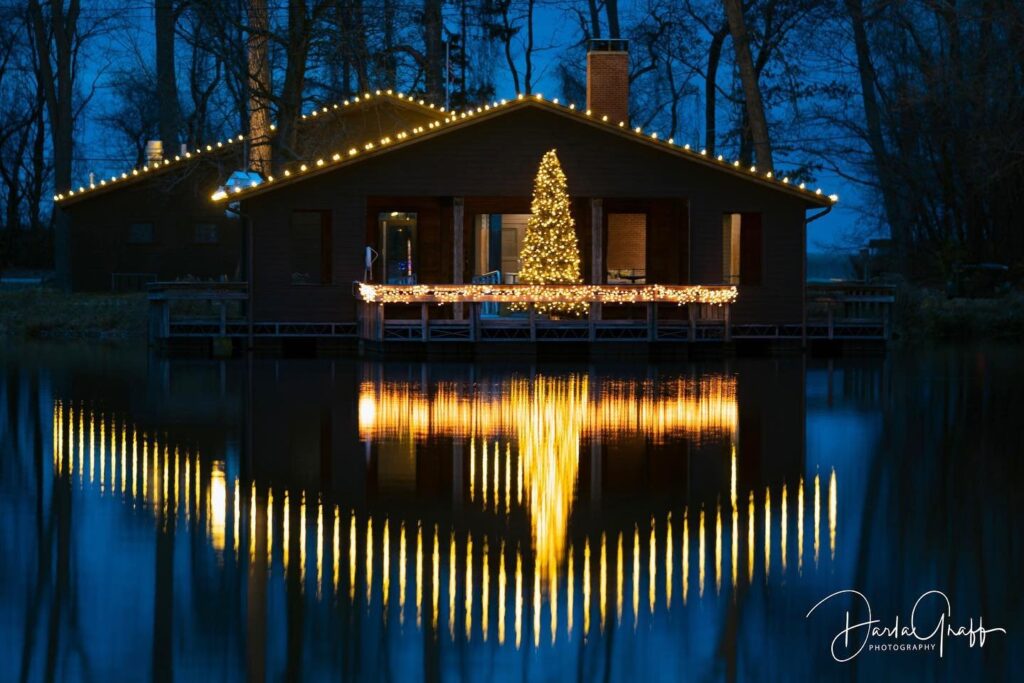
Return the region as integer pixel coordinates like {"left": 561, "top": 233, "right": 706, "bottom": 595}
{"left": 355, "top": 283, "right": 738, "bottom": 307}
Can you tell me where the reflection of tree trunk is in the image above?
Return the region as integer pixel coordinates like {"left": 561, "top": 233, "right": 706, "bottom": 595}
{"left": 152, "top": 512, "right": 175, "bottom": 682}
{"left": 705, "top": 23, "right": 729, "bottom": 155}
{"left": 721, "top": 0, "right": 773, "bottom": 171}
{"left": 247, "top": 493, "right": 267, "bottom": 683}
{"left": 285, "top": 502, "right": 304, "bottom": 682}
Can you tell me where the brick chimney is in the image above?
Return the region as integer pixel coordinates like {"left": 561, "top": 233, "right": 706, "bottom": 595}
{"left": 586, "top": 39, "right": 629, "bottom": 125}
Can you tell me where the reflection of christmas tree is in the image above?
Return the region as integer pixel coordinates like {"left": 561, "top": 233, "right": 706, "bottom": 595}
{"left": 518, "top": 149, "right": 586, "bottom": 316}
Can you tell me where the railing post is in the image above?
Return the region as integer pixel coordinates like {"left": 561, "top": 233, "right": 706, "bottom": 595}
{"left": 646, "top": 302, "right": 657, "bottom": 341}
{"left": 827, "top": 305, "right": 834, "bottom": 340}
{"left": 218, "top": 300, "right": 227, "bottom": 335}
{"left": 688, "top": 303, "right": 696, "bottom": 342}
{"left": 529, "top": 304, "right": 537, "bottom": 341}
{"left": 588, "top": 301, "right": 596, "bottom": 341}
{"left": 376, "top": 303, "right": 384, "bottom": 341}
{"left": 420, "top": 302, "right": 428, "bottom": 341}
{"left": 468, "top": 302, "right": 478, "bottom": 342}
{"left": 723, "top": 304, "right": 732, "bottom": 342}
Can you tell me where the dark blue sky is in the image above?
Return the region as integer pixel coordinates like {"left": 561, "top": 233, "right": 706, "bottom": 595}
{"left": 83, "top": 1, "right": 863, "bottom": 255}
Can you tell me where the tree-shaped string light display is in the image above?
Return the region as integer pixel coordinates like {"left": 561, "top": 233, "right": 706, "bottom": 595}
{"left": 516, "top": 149, "right": 586, "bottom": 316}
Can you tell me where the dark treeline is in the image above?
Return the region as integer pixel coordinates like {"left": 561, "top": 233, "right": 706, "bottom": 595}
{"left": 0, "top": 0, "right": 1021, "bottom": 279}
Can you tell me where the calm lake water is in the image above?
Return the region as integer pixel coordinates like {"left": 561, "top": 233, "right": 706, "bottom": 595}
{"left": 0, "top": 343, "right": 1021, "bottom": 682}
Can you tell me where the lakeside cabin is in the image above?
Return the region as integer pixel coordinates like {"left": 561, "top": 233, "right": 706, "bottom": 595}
{"left": 55, "top": 41, "right": 888, "bottom": 354}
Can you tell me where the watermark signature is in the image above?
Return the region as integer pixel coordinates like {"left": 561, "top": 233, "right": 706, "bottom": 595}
{"left": 806, "top": 590, "right": 1006, "bottom": 662}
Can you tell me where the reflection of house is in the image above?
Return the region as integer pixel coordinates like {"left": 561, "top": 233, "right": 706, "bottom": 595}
{"left": 52, "top": 369, "right": 836, "bottom": 651}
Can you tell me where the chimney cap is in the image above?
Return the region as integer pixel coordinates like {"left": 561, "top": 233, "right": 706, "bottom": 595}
{"left": 587, "top": 38, "right": 628, "bottom": 53}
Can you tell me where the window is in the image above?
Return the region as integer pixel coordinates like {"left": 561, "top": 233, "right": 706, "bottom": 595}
{"left": 128, "top": 222, "right": 155, "bottom": 244}
{"left": 290, "top": 210, "right": 332, "bottom": 285}
{"left": 379, "top": 212, "right": 418, "bottom": 284}
{"left": 722, "top": 212, "right": 762, "bottom": 285}
{"left": 606, "top": 213, "right": 647, "bottom": 283}
{"left": 194, "top": 223, "right": 220, "bottom": 244}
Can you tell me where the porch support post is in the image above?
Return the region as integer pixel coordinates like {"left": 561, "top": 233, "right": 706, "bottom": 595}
{"left": 452, "top": 197, "right": 465, "bottom": 320}
{"left": 590, "top": 198, "right": 603, "bottom": 321}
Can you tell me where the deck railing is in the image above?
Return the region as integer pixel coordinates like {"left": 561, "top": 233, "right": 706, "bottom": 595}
{"left": 147, "top": 281, "right": 248, "bottom": 339}
{"left": 354, "top": 282, "right": 739, "bottom": 343}
{"left": 146, "top": 281, "right": 894, "bottom": 344}
{"left": 806, "top": 282, "right": 896, "bottom": 339}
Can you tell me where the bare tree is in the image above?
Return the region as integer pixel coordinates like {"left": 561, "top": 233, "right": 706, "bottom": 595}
{"left": 721, "top": 0, "right": 773, "bottom": 170}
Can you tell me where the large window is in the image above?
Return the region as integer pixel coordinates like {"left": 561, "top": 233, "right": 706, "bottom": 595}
{"left": 722, "top": 213, "right": 762, "bottom": 285}
{"left": 606, "top": 213, "right": 647, "bottom": 283}
{"left": 379, "top": 212, "right": 418, "bottom": 284}
{"left": 290, "top": 210, "right": 332, "bottom": 285}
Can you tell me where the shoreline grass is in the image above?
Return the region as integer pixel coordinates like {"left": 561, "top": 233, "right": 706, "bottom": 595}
{"left": 0, "top": 288, "right": 147, "bottom": 339}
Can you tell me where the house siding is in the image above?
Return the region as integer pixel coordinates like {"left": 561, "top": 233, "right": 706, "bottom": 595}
{"left": 239, "top": 105, "right": 813, "bottom": 325}
{"left": 59, "top": 98, "right": 442, "bottom": 291}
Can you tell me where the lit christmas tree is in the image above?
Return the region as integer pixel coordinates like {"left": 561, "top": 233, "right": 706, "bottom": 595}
{"left": 518, "top": 149, "right": 586, "bottom": 316}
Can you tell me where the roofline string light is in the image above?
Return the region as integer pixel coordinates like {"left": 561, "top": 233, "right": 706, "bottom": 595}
{"left": 209, "top": 92, "right": 839, "bottom": 206}
{"left": 53, "top": 90, "right": 446, "bottom": 204}
{"left": 54, "top": 88, "right": 837, "bottom": 206}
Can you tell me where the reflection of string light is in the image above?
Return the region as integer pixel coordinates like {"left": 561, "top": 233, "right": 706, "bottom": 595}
{"left": 359, "top": 375, "right": 738, "bottom": 443}
{"left": 51, "top": 401, "right": 841, "bottom": 650}
{"left": 781, "top": 484, "right": 788, "bottom": 572}
{"left": 682, "top": 511, "right": 690, "bottom": 604}
{"left": 829, "top": 469, "right": 837, "bottom": 560}
{"left": 814, "top": 473, "right": 821, "bottom": 568}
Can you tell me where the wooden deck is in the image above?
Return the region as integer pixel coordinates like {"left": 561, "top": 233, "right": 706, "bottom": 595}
{"left": 147, "top": 281, "right": 895, "bottom": 353}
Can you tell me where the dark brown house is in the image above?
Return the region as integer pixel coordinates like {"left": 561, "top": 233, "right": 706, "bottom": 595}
{"left": 55, "top": 92, "right": 444, "bottom": 291}
{"left": 218, "top": 44, "right": 834, "bottom": 332}
{"left": 57, "top": 41, "right": 837, "bottom": 339}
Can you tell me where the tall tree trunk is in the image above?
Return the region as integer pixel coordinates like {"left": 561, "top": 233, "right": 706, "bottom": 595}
{"left": 844, "top": 0, "right": 905, "bottom": 267}
{"left": 352, "top": 0, "right": 368, "bottom": 92}
{"left": 155, "top": 0, "right": 181, "bottom": 151}
{"left": 423, "top": 0, "right": 444, "bottom": 102}
{"left": 28, "top": 0, "right": 79, "bottom": 289}
{"left": 524, "top": 0, "right": 535, "bottom": 93}
{"left": 246, "top": 0, "right": 272, "bottom": 174}
{"left": 605, "top": 0, "right": 620, "bottom": 39}
{"left": 586, "top": 0, "right": 601, "bottom": 38}
{"left": 721, "top": 0, "right": 773, "bottom": 171}
{"left": 500, "top": 0, "right": 520, "bottom": 93}
{"left": 705, "top": 22, "right": 729, "bottom": 155}
{"left": 275, "top": 0, "right": 311, "bottom": 164}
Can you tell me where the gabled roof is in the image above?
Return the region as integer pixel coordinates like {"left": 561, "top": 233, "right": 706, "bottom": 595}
{"left": 54, "top": 90, "right": 447, "bottom": 207}
{"left": 212, "top": 94, "right": 837, "bottom": 208}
